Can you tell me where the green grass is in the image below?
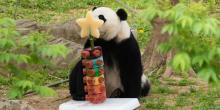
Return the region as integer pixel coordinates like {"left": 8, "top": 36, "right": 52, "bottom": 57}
{"left": 178, "top": 79, "right": 196, "bottom": 86}
{"left": 175, "top": 95, "right": 190, "bottom": 107}
{"left": 144, "top": 96, "right": 171, "bottom": 109}
{"left": 140, "top": 76, "right": 220, "bottom": 109}
{"left": 0, "top": 0, "right": 151, "bottom": 48}
{"left": 152, "top": 85, "right": 175, "bottom": 94}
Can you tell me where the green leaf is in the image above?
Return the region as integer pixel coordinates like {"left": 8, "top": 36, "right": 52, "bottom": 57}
{"left": 177, "top": 16, "right": 193, "bottom": 28}
{"left": 0, "top": 52, "right": 16, "bottom": 63}
{"left": 192, "top": 55, "right": 206, "bottom": 67}
{"left": 40, "top": 44, "right": 69, "bottom": 58}
{"left": 144, "top": 6, "right": 159, "bottom": 20}
{"left": 192, "top": 22, "right": 203, "bottom": 35}
{"left": 216, "top": 48, "right": 220, "bottom": 57}
{"left": 16, "top": 80, "right": 34, "bottom": 90}
{"left": 34, "top": 86, "right": 57, "bottom": 97}
{"left": 0, "top": 38, "right": 16, "bottom": 49}
{"left": 198, "top": 68, "right": 218, "bottom": 83}
{"left": 172, "top": 52, "right": 191, "bottom": 72}
{"left": 162, "top": 24, "right": 175, "bottom": 35}
{"left": 16, "top": 54, "right": 31, "bottom": 64}
{"left": 7, "top": 88, "right": 23, "bottom": 99}
{"left": 157, "top": 43, "right": 172, "bottom": 54}
{"left": 0, "top": 18, "right": 16, "bottom": 27}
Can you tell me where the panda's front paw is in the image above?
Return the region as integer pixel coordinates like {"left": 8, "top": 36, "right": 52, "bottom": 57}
{"left": 72, "top": 95, "right": 85, "bottom": 101}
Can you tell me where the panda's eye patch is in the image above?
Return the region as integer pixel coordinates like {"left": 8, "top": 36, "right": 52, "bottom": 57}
{"left": 98, "top": 15, "right": 106, "bottom": 23}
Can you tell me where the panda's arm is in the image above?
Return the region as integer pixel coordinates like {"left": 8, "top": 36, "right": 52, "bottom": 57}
{"left": 69, "top": 61, "right": 86, "bottom": 100}
{"left": 118, "top": 36, "right": 143, "bottom": 98}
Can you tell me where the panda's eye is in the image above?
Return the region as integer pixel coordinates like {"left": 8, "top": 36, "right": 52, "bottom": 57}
{"left": 98, "top": 15, "right": 106, "bottom": 23}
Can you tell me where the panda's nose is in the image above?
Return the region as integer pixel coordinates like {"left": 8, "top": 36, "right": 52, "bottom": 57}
{"left": 98, "top": 15, "right": 106, "bottom": 23}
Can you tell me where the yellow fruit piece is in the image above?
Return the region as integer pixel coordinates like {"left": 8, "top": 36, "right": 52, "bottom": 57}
{"left": 76, "top": 11, "right": 104, "bottom": 38}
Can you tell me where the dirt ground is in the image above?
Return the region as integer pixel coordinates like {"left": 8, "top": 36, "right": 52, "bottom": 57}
{"left": 0, "top": 76, "right": 211, "bottom": 110}
{"left": 22, "top": 88, "right": 71, "bottom": 110}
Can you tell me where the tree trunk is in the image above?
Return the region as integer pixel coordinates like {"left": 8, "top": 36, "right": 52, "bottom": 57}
{"left": 142, "top": 19, "right": 168, "bottom": 73}
{"left": 142, "top": 0, "right": 197, "bottom": 77}
{"left": 142, "top": 0, "right": 179, "bottom": 75}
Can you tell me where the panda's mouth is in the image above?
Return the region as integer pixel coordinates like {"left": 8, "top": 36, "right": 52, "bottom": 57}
{"left": 100, "top": 32, "right": 107, "bottom": 38}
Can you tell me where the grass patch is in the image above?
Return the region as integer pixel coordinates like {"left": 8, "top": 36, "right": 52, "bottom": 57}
{"left": 175, "top": 96, "right": 190, "bottom": 106}
{"left": 144, "top": 96, "right": 171, "bottom": 109}
{"left": 152, "top": 85, "right": 175, "bottom": 94}
{"left": 178, "top": 79, "right": 196, "bottom": 86}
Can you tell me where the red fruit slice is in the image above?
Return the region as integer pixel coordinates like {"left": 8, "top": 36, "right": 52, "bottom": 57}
{"left": 83, "top": 69, "right": 86, "bottom": 75}
{"left": 99, "top": 68, "right": 104, "bottom": 75}
{"left": 87, "top": 69, "right": 95, "bottom": 76}
{"left": 85, "top": 60, "right": 93, "bottom": 68}
{"left": 100, "top": 85, "right": 105, "bottom": 92}
{"left": 82, "top": 59, "right": 87, "bottom": 66}
{"left": 98, "top": 77, "right": 104, "bottom": 83}
{"left": 92, "top": 49, "right": 101, "bottom": 57}
{"left": 84, "top": 86, "right": 87, "bottom": 92}
{"left": 83, "top": 77, "right": 87, "bottom": 83}
{"left": 81, "top": 50, "right": 90, "bottom": 58}
{"left": 96, "top": 59, "right": 103, "bottom": 65}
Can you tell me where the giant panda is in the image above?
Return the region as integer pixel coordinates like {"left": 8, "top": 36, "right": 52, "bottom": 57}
{"left": 69, "top": 7, "right": 150, "bottom": 100}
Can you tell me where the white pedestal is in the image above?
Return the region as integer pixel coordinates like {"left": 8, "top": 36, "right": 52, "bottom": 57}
{"left": 59, "top": 98, "right": 140, "bottom": 110}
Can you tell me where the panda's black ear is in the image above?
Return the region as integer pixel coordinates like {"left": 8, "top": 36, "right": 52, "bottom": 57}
{"left": 92, "top": 7, "right": 97, "bottom": 11}
{"left": 116, "top": 8, "right": 127, "bottom": 21}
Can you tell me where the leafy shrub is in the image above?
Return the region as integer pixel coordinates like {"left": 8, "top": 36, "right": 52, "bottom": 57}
{"left": 0, "top": 18, "right": 69, "bottom": 99}
{"left": 143, "top": 1, "right": 220, "bottom": 85}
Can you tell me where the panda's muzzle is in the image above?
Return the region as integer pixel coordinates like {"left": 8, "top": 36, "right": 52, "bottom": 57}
{"left": 98, "top": 15, "right": 106, "bottom": 23}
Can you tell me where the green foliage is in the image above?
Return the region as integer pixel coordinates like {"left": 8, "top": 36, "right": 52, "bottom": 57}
{"left": 172, "top": 52, "right": 191, "bottom": 73}
{"left": 144, "top": 1, "right": 220, "bottom": 85}
{"left": 0, "top": 75, "right": 9, "bottom": 85}
{"left": 0, "top": 18, "right": 69, "bottom": 99}
{"left": 34, "top": 86, "right": 56, "bottom": 97}
{"left": 7, "top": 80, "right": 56, "bottom": 99}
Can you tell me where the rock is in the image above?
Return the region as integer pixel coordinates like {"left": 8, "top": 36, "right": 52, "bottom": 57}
{"left": 0, "top": 99, "right": 35, "bottom": 110}
{"left": 50, "top": 37, "right": 82, "bottom": 68}
{"left": 16, "top": 19, "right": 85, "bottom": 45}
{"left": 15, "top": 19, "right": 84, "bottom": 68}
{"left": 16, "top": 19, "right": 40, "bottom": 35}
{"left": 48, "top": 20, "right": 85, "bottom": 44}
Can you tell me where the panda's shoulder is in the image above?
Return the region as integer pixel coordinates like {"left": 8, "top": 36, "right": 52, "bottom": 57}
{"left": 118, "top": 32, "right": 138, "bottom": 47}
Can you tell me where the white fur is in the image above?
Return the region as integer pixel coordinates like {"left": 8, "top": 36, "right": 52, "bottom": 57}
{"left": 141, "top": 74, "right": 148, "bottom": 87}
{"left": 104, "top": 61, "right": 123, "bottom": 97}
{"left": 92, "top": 7, "right": 130, "bottom": 43}
{"left": 116, "top": 21, "right": 130, "bottom": 42}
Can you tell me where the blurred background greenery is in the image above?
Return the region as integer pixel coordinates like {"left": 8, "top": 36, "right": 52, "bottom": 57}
{"left": 1, "top": 0, "right": 220, "bottom": 109}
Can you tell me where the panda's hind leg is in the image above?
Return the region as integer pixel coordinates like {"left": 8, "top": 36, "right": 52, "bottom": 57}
{"left": 141, "top": 74, "right": 151, "bottom": 96}
{"left": 69, "top": 61, "right": 85, "bottom": 100}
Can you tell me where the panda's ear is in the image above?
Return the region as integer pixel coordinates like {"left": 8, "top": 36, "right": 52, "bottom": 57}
{"left": 116, "top": 8, "right": 127, "bottom": 21}
{"left": 92, "top": 7, "right": 97, "bottom": 11}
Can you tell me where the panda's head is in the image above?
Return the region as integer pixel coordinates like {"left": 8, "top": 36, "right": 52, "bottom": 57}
{"left": 92, "top": 7, "right": 131, "bottom": 42}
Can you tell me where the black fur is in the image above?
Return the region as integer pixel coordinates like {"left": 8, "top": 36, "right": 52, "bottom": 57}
{"left": 116, "top": 9, "right": 127, "bottom": 21}
{"left": 92, "top": 7, "right": 97, "bottom": 11}
{"left": 69, "top": 61, "right": 85, "bottom": 100}
{"left": 69, "top": 32, "right": 149, "bottom": 100}
{"left": 98, "top": 15, "right": 106, "bottom": 23}
{"left": 141, "top": 81, "right": 151, "bottom": 96}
